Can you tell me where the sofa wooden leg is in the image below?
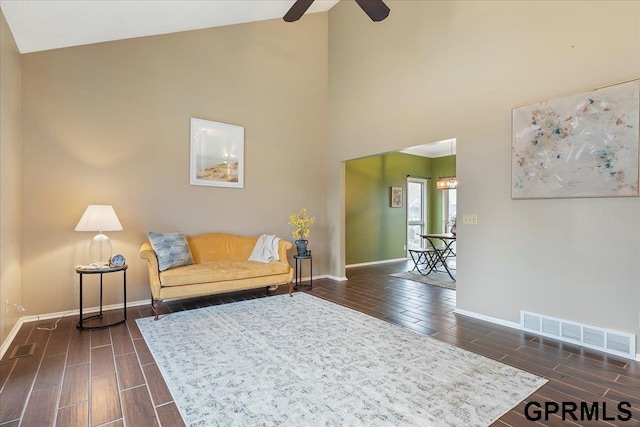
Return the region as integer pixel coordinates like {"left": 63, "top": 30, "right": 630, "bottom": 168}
{"left": 288, "top": 281, "right": 294, "bottom": 297}
{"left": 267, "top": 285, "right": 278, "bottom": 293}
{"left": 151, "top": 299, "right": 163, "bottom": 321}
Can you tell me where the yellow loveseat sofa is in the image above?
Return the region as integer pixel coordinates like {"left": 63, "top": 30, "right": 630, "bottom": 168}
{"left": 140, "top": 233, "right": 294, "bottom": 320}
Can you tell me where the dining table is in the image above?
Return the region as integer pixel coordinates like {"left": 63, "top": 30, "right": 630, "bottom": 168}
{"left": 420, "top": 233, "right": 456, "bottom": 281}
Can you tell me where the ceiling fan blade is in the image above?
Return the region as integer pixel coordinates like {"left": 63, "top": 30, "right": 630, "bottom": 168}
{"left": 284, "top": 0, "right": 315, "bottom": 22}
{"left": 354, "top": 0, "right": 390, "bottom": 22}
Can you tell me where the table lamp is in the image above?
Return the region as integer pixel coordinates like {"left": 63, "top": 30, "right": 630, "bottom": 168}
{"left": 75, "top": 205, "right": 123, "bottom": 264}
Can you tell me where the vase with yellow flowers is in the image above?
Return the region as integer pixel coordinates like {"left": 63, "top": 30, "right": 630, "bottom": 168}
{"left": 289, "top": 208, "right": 315, "bottom": 256}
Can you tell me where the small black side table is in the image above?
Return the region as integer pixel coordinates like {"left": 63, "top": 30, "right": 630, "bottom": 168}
{"left": 76, "top": 264, "right": 127, "bottom": 330}
{"left": 294, "top": 254, "right": 312, "bottom": 290}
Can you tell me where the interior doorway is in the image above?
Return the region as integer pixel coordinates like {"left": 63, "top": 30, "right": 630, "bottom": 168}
{"left": 343, "top": 138, "right": 456, "bottom": 268}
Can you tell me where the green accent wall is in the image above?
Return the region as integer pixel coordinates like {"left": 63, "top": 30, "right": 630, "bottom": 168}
{"left": 429, "top": 155, "right": 457, "bottom": 235}
{"left": 345, "top": 152, "right": 456, "bottom": 265}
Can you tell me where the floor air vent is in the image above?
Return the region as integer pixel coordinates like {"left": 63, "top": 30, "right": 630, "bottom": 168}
{"left": 522, "top": 312, "right": 541, "bottom": 332}
{"left": 9, "top": 343, "right": 36, "bottom": 359}
{"left": 521, "top": 311, "right": 636, "bottom": 360}
{"left": 542, "top": 317, "right": 560, "bottom": 336}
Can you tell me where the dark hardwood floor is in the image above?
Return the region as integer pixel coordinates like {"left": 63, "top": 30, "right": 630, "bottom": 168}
{"left": 1, "top": 260, "right": 638, "bottom": 426}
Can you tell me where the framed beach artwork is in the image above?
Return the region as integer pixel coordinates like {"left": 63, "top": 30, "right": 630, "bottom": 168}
{"left": 511, "top": 79, "right": 639, "bottom": 199}
{"left": 390, "top": 186, "right": 403, "bottom": 208}
{"left": 190, "top": 118, "right": 244, "bottom": 188}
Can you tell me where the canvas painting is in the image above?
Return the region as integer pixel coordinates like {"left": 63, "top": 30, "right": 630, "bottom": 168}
{"left": 512, "top": 80, "right": 639, "bottom": 199}
{"left": 190, "top": 118, "right": 244, "bottom": 188}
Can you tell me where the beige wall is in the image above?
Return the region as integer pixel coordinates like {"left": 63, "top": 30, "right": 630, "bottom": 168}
{"left": 5, "top": 1, "right": 640, "bottom": 355}
{"left": 328, "top": 1, "right": 640, "bottom": 347}
{"left": 0, "top": 10, "right": 22, "bottom": 344}
{"left": 20, "top": 15, "right": 328, "bottom": 315}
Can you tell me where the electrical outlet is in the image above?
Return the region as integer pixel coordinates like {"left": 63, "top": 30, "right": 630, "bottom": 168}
{"left": 462, "top": 214, "right": 478, "bottom": 225}
{"left": 403, "top": 245, "right": 407, "bottom": 251}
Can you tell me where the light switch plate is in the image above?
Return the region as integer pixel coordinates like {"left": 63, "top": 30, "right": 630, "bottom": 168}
{"left": 462, "top": 214, "right": 478, "bottom": 225}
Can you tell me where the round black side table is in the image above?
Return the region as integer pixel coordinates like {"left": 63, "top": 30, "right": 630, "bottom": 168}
{"left": 75, "top": 264, "right": 127, "bottom": 330}
{"left": 293, "top": 254, "right": 312, "bottom": 290}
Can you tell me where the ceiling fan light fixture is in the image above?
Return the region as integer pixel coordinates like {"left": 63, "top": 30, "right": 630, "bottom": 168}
{"left": 354, "top": 0, "right": 390, "bottom": 22}
{"left": 283, "top": 0, "right": 315, "bottom": 22}
{"left": 284, "top": 0, "right": 389, "bottom": 23}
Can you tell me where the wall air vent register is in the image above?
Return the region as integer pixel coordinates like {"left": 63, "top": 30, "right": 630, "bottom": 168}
{"left": 521, "top": 311, "right": 636, "bottom": 360}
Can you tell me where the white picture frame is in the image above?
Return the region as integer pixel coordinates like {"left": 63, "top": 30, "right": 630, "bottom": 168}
{"left": 190, "top": 117, "right": 244, "bottom": 188}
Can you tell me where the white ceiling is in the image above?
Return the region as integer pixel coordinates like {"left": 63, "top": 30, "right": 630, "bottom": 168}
{"left": 401, "top": 138, "right": 456, "bottom": 159}
{"left": 0, "top": 0, "right": 339, "bottom": 54}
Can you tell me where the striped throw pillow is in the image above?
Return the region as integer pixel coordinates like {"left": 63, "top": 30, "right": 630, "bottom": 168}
{"left": 148, "top": 231, "right": 194, "bottom": 272}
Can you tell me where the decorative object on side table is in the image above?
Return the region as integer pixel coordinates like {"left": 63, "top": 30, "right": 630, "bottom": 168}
{"left": 289, "top": 208, "right": 315, "bottom": 256}
{"left": 294, "top": 240, "right": 308, "bottom": 256}
{"left": 110, "top": 253, "right": 126, "bottom": 267}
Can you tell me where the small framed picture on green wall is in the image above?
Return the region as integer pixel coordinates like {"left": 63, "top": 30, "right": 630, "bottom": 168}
{"left": 390, "top": 186, "right": 403, "bottom": 208}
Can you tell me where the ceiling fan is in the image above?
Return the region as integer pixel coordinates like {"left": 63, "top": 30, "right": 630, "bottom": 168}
{"left": 284, "top": 0, "right": 390, "bottom": 23}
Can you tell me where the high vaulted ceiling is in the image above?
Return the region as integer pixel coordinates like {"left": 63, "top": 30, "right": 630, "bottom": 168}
{"left": 1, "top": 0, "right": 454, "bottom": 158}
{"left": 0, "top": 0, "right": 339, "bottom": 54}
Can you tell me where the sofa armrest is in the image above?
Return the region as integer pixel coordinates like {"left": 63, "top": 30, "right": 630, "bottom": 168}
{"left": 139, "top": 242, "right": 162, "bottom": 298}
{"left": 278, "top": 239, "right": 293, "bottom": 264}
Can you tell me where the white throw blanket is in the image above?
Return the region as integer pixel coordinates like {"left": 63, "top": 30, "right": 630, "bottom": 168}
{"left": 248, "top": 234, "right": 281, "bottom": 263}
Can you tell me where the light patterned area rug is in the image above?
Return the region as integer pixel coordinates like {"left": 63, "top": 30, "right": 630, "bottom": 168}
{"left": 391, "top": 270, "right": 456, "bottom": 290}
{"left": 136, "top": 293, "right": 546, "bottom": 426}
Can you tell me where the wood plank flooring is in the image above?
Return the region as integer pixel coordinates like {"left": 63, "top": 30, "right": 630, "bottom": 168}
{"left": 1, "top": 260, "right": 638, "bottom": 426}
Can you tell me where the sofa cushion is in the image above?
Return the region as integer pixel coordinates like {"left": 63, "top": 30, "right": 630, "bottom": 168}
{"left": 148, "top": 231, "right": 194, "bottom": 272}
{"left": 159, "top": 261, "right": 291, "bottom": 287}
{"left": 187, "top": 233, "right": 258, "bottom": 263}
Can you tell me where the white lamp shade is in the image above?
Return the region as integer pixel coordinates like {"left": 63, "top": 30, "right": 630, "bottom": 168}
{"left": 75, "top": 205, "right": 123, "bottom": 232}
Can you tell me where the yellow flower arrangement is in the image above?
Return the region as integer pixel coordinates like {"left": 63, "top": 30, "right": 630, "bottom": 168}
{"left": 288, "top": 208, "right": 315, "bottom": 240}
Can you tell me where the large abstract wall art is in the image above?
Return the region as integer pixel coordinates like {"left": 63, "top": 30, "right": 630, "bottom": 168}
{"left": 512, "top": 80, "right": 639, "bottom": 199}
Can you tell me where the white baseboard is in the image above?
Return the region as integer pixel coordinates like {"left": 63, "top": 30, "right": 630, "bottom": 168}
{"left": 2, "top": 278, "right": 355, "bottom": 358}
{"left": 346, "top": 257, "right": 407, "bottom": 269}
{"left": 294, "top": 274, "right": 344, "bottom": 282}
{"left": 453, "top": 308, "right": 521, "bottom": 331}
{"left": 0, "top": 321, "right": 23, "bottom": 360}
{"left": 325, "top": 275, "right": 348, "bottom": 281}
{"left": 0, "top": 299, "right": 150, "bottom": 359}
{"left": 455, "top": 308, "right": 640, "bottom": 361}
